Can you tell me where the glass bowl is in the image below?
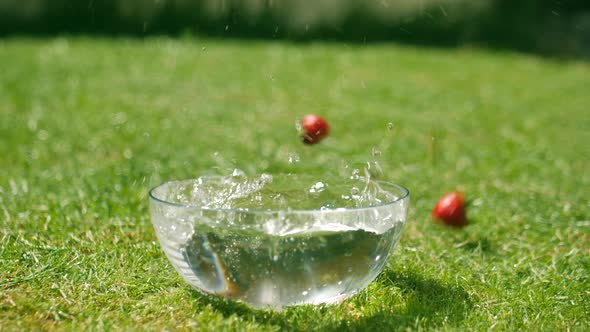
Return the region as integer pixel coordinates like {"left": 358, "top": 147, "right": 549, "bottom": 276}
{"left": 149, "top": 174, "right": 409, "bottom": 310}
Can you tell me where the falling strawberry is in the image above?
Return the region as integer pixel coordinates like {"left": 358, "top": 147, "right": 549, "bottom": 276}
{"left": 300, "top": 114, "right": 329, "bottom": 145}
{"left": 432, "top": 191, "right": 467, "bottom": 228}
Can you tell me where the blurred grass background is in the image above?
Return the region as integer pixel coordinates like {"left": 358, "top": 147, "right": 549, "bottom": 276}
{"left": 1, "top": 0, "right": 590, "bottom": 58}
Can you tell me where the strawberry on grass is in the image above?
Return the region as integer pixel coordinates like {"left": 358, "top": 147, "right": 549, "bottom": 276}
{"left": 300, "top": 114, "right": 329, "bottom": 145}
{"left": 432, "top": 191, "right": 468, "bottom": 228}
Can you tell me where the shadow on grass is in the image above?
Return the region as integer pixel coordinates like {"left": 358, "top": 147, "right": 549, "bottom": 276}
{"left": 459, "top": 237, "right": 494, "bottom": 254}
{"left": 356, "top": 269, "right": 473, "bottom": 330}
{"left": 189, "top": 268, "right": 472, "bottom": 331}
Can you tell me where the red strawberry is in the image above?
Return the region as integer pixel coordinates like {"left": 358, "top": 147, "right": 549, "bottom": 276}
{"left": 432, "top": 192, "right": 467, "bottom": 228}
{"left": 300, "top": 114, "right": 329, "bottom": 145}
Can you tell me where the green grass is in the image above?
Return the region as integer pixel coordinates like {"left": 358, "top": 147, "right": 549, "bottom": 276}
{"left": 1, "top": 37, "right": 589, "bottom": 331}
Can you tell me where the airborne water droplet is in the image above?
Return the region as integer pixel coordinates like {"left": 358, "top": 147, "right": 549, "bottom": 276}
{"left": 37, "top": 130, "right": 49, "bottom": 141}
{"left": 294, "top": 119, "right": 302, "bottom": 132}
{"left": 387, "top": 122, "right": 394, "bottom": 130}
{"left": 123, "top": 149, "right": 133, "bottom": 159}
{"left": 309, "top": 182, "right": 325, "bottom": 193}
{"left": 232, "top": 168, "right": 246, "bottom": 177}
{"left": 288, "top": 152, "right": 300, "bottom": 164}
{"left": 273, "top": 193, "right": 286, "bottom": 207}
{"left": 366, "top": 161, "right": 383, "bottom": 179}
{"left": 351, "top": 169, "right": 360, "bottom": 180}
{"left": 371, "top": 147, "right": 382, "bottom": 157}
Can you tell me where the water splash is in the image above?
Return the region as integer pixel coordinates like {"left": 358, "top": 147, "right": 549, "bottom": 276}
{"left": 165, "top": 173, "right": 398, "bottom": 212}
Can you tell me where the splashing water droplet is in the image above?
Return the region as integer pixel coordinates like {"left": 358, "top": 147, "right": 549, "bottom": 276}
{"left": 288, "top": 152, "right": 300, "bottom": 164}
{"left": 351, "top": 187, "right": 360, "bottom": 196}
{"left": 387, "top": 122, "right": 394, "bottom": 130}
{"left": 366, "top": 161, "right": 383, "bottom": 179}
{"left": 351, "top": 169, "right": 360, "bottom": 180}
{"left": 260, "top": 174, "right": 273, "bottom": 183}
{"left": 309, "top": 182, "right": 326, "bottom": 193}
{"left": 123, "top": 149, "right": 133, "bottom": 159}
{"left": 273, "top": 193, "right": 286, "bottom": 207}
{"left": 371, "top": 147, "right": 382, "bottom": 157}
{"left": 37, "top": 130, "right": 49, "bottom": 141}
{"left": 232, "top": 169, "right": 246, "bottom": 178}
{"left": 294, "top": 120, "right": 302, "bottom": 132}
{"left": 365, "top": 161, "right": 372, "bottom": 176}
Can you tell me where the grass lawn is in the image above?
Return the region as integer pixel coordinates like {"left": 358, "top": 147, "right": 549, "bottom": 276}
{"left": 1, "top": 37, "right": 589, "bottom": 331}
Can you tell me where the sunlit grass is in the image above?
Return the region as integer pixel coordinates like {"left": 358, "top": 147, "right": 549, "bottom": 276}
{"left": 1, "top": 37, "right": 589, "bottom": 330}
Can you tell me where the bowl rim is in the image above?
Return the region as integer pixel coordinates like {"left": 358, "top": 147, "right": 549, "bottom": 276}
{"left": 149, "top": 176, "right": 410, "bottom": 214}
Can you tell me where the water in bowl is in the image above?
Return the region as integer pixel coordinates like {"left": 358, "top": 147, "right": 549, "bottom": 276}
{"left": 150, "top": 173, "right": 408, "bottom": 309}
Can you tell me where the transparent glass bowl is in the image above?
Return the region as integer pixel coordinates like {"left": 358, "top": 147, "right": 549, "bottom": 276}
{"left": 149, "top": 177, "right": 409, "bottom": 310}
